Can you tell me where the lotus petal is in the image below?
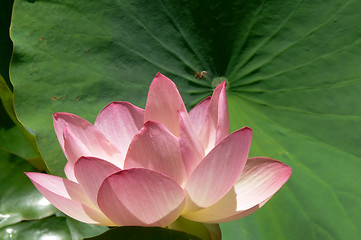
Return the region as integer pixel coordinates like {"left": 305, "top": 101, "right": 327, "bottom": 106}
{"left": 144, "top": 73, "right": 186, "bottom": 137}
{"left": 188, "top": 96, "right": 211, "bottom": 136}
{"left": 62, "top": 122, "right": 122, "bottom": 168}
{"left": 64, "top": 162, "right": 77, "bottom": 182}
{"left": 199, "top": 82, "right": 229, "bottom": 154}
{"left": 74, "top": 156, "right": 121, "bottom": 207}
{"left": 182, "top": 157, "right": 292, "bottom": 223}
{"left": 184, "top": 127, "right": 252, "bottom": 210}
{"left": 53, "top": 112, "right": 90, "bottom": 151}
{"left": 25, "top": 172, "right": 113, "bottom": 225}
{"left": 94, "top": 101, "right": 144, "bottom": 165}
{"left": 97, "top": 168, "right": 185, "bottom": 226}
{"left": 178, "top": 110, "right": 205, "bottom": 176}
{"left": 124, "top": 121, "right": 187, "bottom": 186}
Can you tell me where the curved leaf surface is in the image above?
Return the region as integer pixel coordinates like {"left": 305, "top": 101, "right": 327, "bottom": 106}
{"left": 0, "top": 151, "right": 56, "bottom": 228}
{"left": 0, "top": 0, "right": 13, "bottom": 88}
{"left": 0, "top": 215, "right": 107, "bottom": 240}
{"left": 0, "top": 74, "right": 44, "bottom": 169}
{"left": 10, "top": 0, "right": 361, "bottom": 239}
{"left": 85, "top": 226, "right": 201, "bottom": 240}
{"left": 0, "top": 216, "right": 71, "bottom": 240}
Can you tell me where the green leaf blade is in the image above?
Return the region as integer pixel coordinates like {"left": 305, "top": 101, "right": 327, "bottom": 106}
{"left": 9, "top": 0, "right": 361, "bottom": 239}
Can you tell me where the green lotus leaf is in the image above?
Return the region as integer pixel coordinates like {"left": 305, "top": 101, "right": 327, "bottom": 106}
{"left": 85, "top": 226, "right": 201, "bottom": 240}
{"left": 0, "top": 0, "right": 13, "bottom": 88}
{"left": 0, "top": 150, "right": 56, "bottom": 228}
{"left": 0, "top": 215, "right": 107, "bottom": 240}
{"left": 9, "top": 0, "right": 361, "bottom": 239}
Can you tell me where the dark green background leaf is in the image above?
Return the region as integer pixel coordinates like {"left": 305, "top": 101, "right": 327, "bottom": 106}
{"left": 85, "top": 226, "right": 201, "bottom": 240}
{"left": 9, "top": 0, "right": 361, "bottom": 239}
{"left": 0, "top": 216, "right": 71, "bottom": 240}
{"left": 0, "top": 0, "right": 13, "bottom": 89}
{"left": 63, "top": 215, "right": 108, "bottom": 239}
{"left": 0, "top": 150, "right": 108, "bottom": 238}
{"left": 0, "top": 0, "right": 45, "bottom": 169}
{"left": 0, "top": 150, "right": 56, "bottom": 228}
{"left": 0, "top": 118, "right": 39, "bottom": 164}
{"left": 0, "top": 215, "right": 107, "bottom": 240}
{"left": 1, "top": 69, "right": 45, "bottom": 169}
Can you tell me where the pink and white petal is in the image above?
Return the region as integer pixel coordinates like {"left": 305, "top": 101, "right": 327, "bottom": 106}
{"left": 63, "top": 125, "right": 122, "bottom": 168}
{"left": 94, "top": 101, "right": 144, "bottom": 160}
{"left": 25, "top": 172, "right": 113, "bottom": 225}
{"left": 182, "top": 157, "right": 292, "bottom": 223}
{"left": 144, "top": 73, "right": 187, "bottom": 137}
{"left": 167, "top": 216, "right": 221, "bottom": 240}
{"left": 188, "top": 97, "right": 211, "bottom": 136}
{"left": 209, "top": 197, "right": 271, "bottom": 223}
{"left": 64, "top": 162, "right": 77, "bottom": 182}
{"left": 183, "top": 200, "right": 259, "bottom": 224}
{"left": 230, "top": 157, "right": 292, "bottom": 210}
{"left": 124, "top": 121, "right": 187, "bottom": 186}
{"left": 184, "top": 127, "right": 252, "bottom": 211}
{"left": 53, "top": 112, "right": 86, "bottom": 151}
{"left": 199, "top": 82, "right": 229, "bottom": 153}
{"left": 198, "top": 118, "right": 216, "bottom": 155}
{"left": 97, "top": 168, "right": 186, "bottom": 227}
{"left": 212, "top": 82, "right": 229, "bottom": 143}
{"left": 26, "top": 172, "right": 92, "bottom": 206}
{"left": 182, "top": 183, "right": 257, "bottom": 223}
{"left": 178, "top": 111, "right": 205, "bottom": 176}
{"left": 74, "top": 156, "right": 121, "bottom": 206}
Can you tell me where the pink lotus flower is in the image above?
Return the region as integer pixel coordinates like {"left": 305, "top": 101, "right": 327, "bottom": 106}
{"left": 26, "top": 73, "right": 291, "bottom": 239}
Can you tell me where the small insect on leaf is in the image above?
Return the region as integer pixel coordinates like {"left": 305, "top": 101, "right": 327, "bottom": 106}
{"left": 195, "top": 71, "right": 208, "bottom": 79}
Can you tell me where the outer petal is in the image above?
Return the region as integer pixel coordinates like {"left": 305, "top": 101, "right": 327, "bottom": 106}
{"left": 184, "top": 127, "right": 252, "bottom": 211}
{"left": 182, "top": 157, "right": 292, "bottom": 223}
{"left": 199, "top": 82, "right": 229, "bottom": 154}
{"left": 62, "top": 123, "right": 122, "bottom": 168}
{"left": 53, "top": 112, "right": 96, "bottom": 151}
{"left": 94, "top": 101, "right": 144, "bottom": 163}
{"left": 74, "top": 156, "right": 122, "bottom": 207}
{"left": 53, "top": 112, "right": 74, "bottom": 151}
{"left": 144, "top": 73, "right": 187, "bottom": 137}
{"left": 178, "top": 110, "right": 205, "bottom": 176}
{"left": 64, "top": 162, "right": 77, "bottom": 182}
{"left": 25, "top": 172, "right": 113, "bottom": 225}
{"left": 124, "top": 121, "right": 187, "bottom": 186}
{"left": 97, "top": 168, "right": 186, "bottom": 227}
{"left": 188, "top": 96, "right": 211, "bottom": 136}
